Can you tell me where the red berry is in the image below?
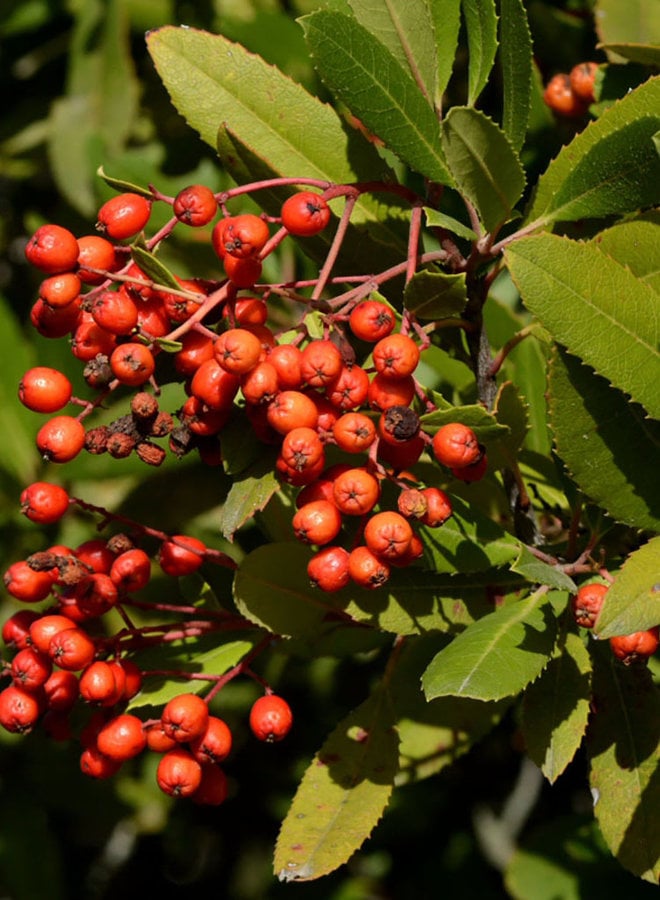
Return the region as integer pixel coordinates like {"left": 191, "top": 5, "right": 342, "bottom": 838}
{"left": 543, "top": 73, "right": 588, "bottom": 118}
{"left": 214, "top": 327, "right": 263, "bottom": 375}
{"left": 80, "top": 660, "right": 123, "bottom": 706}
{"left": 48, "top": 626, "right": 96, "bottom": 670}
{"left": 110, "top": 548, "right": 151, "bottom": 593}
{"left": 11, "top": 646, "right": 52, "bottom": 692}
{"left": 451, "top": 453, "right": 488, "bottom": 483}
{"left": 363, "top": 511, "right": 414, "bottom": 561}
{"left": 157, "top": 748, "right": 202, "bottom": 797}
{"left": 572, "top": 582, "right": 608, "bottom": 629}
{"left": 300, "top": 339, "right": 343, "bottom": 389}
{"left": 307, "top": 545, "right": 350, "bottom": 592}
{"left": 146, "top": 722, "right": 178, "bottom": 753}
{"left": 432, "top": 422, "right": 481, "bottom": 469}
{"left": 569, "top": 62, "right": 598, "bottom": 104}
{"left": 4, "top": 561, "right": 55, "bottom": 603}
{"left": 189, "top": 716, "right": 233, "bottom": 764}
{"left": 77, "top": 234, "right": 117, "bottom": 284}
{"left": 348, "top": 545, "right": 390, "bottom": 590}
{"left": 19, "top": 366, "right": 73, "bottom": 413}
{"left": 0, "top": 685, "right": 43, "bottom": 733}
{"left": 223, "top": 254, "right": 263, "bottom": 288}
{"left": 39, "top": 272, "right": 81, "bottom": 308}
{"left": 372, "top": 333, "right": 420, "bottom": 378}
{"left": 89, "top": 288, "right": 138, "bottom": 335}
{"left": 420, "top": 487, "right": 452, "bottom": 527}
{"left": 96, "top": 192, "right": 152, "bottom": 240}
{"left": 249, "top": 694, "right": 293, "bottom": 742}
{"left": 218, "top": 214, "right": 269, "bottom": 259}
{"left": 161, "top": 692, "right": 209, "bottom": 743}
{"left": 332, "top": 467, "right": 380, "bottom": 516}
{"left": 267, "top": 390, "right": 319, "bottom": 435}
{"left": 281, "top": 192, "right": 330, "bottom": 237}
{"left": 292, "top": 500, "right": 342, "bottom": 545}
{"left": 20, "top": 482, "right": 70, "bottom": 525}
{"left": 96, "top": 713, "right": 147, "bottom": 760}
{"left": 190, "top": 359, "right": 241, "bottom": 410}
{"left": 349, "top": 300, "right": 396, "bottom": 342}
{"left": 43, "top": 669, "right": 79, "bottom": 711}
{"left": 109, "top": 343, "right": 155, "bottom": 387}
{"left": 80, "top": 745, "right": 122, "bottom": 779}
{"left": 267, "top": 344, "right": 303, "bottom": 390}
{"left": 29, "top": 614, "right": 76, "bottom": 654}
{"left": 610, "top": 627, "right": 659, "bottom": 665}
{"left": 173, "top": 184, "right": 218, "bottom": 227}
{"left": 36, "top": 415, "right": 85, "bottom": 463}
{"left": 367, "top": 373, "right": 415, "bottom": 411}
{"left": 158, "top": 535, "right": 206, "bottom": 577}
{"left": 2, "top": 609, "right": 40, "bottom": 649}
{"left": 191, "top": 764, "right": 228, "bottom": 806}
{"left": 25, "top": 224, "right": 79, "bottom": 274}
{"left": 332, "top": 412, "right": 377, "bottom": 454}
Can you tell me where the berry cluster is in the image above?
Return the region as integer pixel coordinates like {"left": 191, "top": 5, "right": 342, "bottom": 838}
{"left": 543, "top": 62, "right": 598, "bottom": 118}
{"left": 7, "top": 174, "right": 492, "bottom": 799}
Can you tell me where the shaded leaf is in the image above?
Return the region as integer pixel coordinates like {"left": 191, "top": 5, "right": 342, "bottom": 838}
{"left": 597, "top": 43, "right": 660, "bottom": 66}
{"left": 428, "top": 0, "right": 461, "bottom": 109}
{"left": 461, "top": 0, "right": 499, "bottom": 106}
{"left": 422, "top": 588, "right": 558, "bottom": 701}
{"left": 275, "top": 689, "right": 398, "bottom": 881}
{"left": 511, "top": 546, "right": 577, "bottom": 593}
{"left": 301, "top": 11, "right": 453, "bottom": 184}
{"left": 587, "top": 648, "right": 660, "bottom": 883}
{"left": 403, "top": 268, "right": 467, "bottom": 319}
{"left": 130, "top": 245, "right": 182, "bottom": 291}
{"left": 595, "top": 537, "right": 660, "bottom": 638}
{"left": 96, "top": 166, "right": 155, "bottom": 199}
{"left": 506, "top": 234, "right": 660, "bottom": 420}
{"left": 499, "top": 0, "right": 533, "bottom": 151}
{"left": 441, "top": 107, "right": 526, "bottom": 233}
{"left": 548, "top": 347, "right": 660, "bottom": 533}
{"left": 525, "top": 77, "right": 660, "bottom": 226}
{"left": 0, "top": 296, "right": 39, "bottom": 485}
{"left": 221, "top": 459, "right": 281, "bottom": 540}
{"left": 523, "top": 626, "right": 591, "bottom": 782}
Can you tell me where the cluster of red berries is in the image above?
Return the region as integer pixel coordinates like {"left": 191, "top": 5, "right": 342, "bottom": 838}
{"left": 1, "top": 501, "right": 293, "bottom": 803}
{"left": 543, "top": 62, "right": 598, "bottom": 118}
{"left": 571, "top": 580, "right": 659, "bottom": 664}
{"left": 9, "top": 175, "right": 492, "bottom": 800}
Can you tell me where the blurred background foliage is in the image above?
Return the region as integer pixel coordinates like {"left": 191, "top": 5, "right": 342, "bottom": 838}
{"left": 0, "top": 1, "right": 657, "bottom": 898}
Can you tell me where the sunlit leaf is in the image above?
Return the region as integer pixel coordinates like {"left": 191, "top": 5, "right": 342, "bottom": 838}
{"left": 594, "top": 537, "right": 660, "bottom": 638}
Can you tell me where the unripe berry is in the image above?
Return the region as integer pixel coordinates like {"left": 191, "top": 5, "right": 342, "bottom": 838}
{"left": 249, "top": 694, "right": 293, "bottom": 742}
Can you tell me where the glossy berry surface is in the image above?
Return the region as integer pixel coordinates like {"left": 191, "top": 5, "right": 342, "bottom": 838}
{"left": 249, "top": 694, "right": 293, "bottom": 742}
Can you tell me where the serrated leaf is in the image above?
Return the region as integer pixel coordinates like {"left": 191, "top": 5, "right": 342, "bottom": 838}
{"left": 428, "top": 0, "right": 461, "bottom": 109}
{"left": 275, "top": 689, "right": 398, "bottom": 881}
{"left": 146, "top": 26, "right": 398, "bottom": 230}
{"left": 525, "top": 77, "right": 660, "bottom": 226}
{"left": 221, "top": 460, "right": 281, "bottom": 540}
{"left": 461, "top": 0, "right": 499, "bottom": 106}
{"left": 511, "top": 546, "right": 577, "bottom": 592}
{"left": 548, "top": 347, "right": 660, "bottom": 533}
{"left": 506, "top": 234, "right": 660, "bottom": 420}
{"left": 591, "top": 212, "right": 660, "bottom": 293}
{"left": 422, "top": 588, "right": 558, "bottom": 700}
{"left": 587, "top": 648, "right": 660, "bottom": 883}
{"left": 348, "top": 0, "right": 437, "bottom": 106}
{"left": 499, "top": 0, "right": 532, "bottom": 152}
{"left": 424, "top": 206, "right": 477, "bottom": 241}
{"left": 441, "top": 107, "right": 526, "bottom": 233}
{"left": 488, "top": 380, "right": 529, "bottom": 470}
{"left": 130, "top": 246, "right": 182, "bottom": 291}
{"left": 523, "top": 627, "right": 591, "bottom": 782}
{"left": 595, "top": 537, "right": 660, "bottom": 638}
{"left": 403, "top": 268, "right": 467, "bottom": 319}
{"left": 128, "top": 636, "right": 258, "bottom": 710}
{"left": 301, "top": 11, "right": 453, "bottom": 184}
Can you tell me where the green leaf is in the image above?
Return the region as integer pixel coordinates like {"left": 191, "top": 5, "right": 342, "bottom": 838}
{"left": 588, "top": 648, "right": 660, "bottom": 883}
{"left": 301, "top": 11, "right": 453, "bottom": 184}
{"left": 221, "top": 458, "right": 281, "bottom": 540}
{"left": 128, "top": 636, "right": 258, "bottom": 710}
{"left": 146, "top": 25, "right": 395, "bottom": 201}
{"left": 422, "top": 588, "right": 558, "bottom": 701}
{"left": 594, "top": 0, "right": 660, "bottom": 54}
{"left": 511, "top": 546, "right": 577, "bottom": 593}
{"left": 506, "top": 233, "right": 660, "bottom": 420}
{"left": 499, "top": 0, "right": 533, "bottom": 152}
{"left": 591, "top": 212, "right": 660, "bottom": 293}
{"left": 441, "top": 107, "right": 526, "bottom": 233}
{"left": 594, "top": 537, "right": 660, "bottom": 638}
{"left": 424, "top": 206, "right": 477, "bottom": 241}
{"left": 130, "top": 246, "right": 182, "bottom": 291}
{"left": 274, "top": 688, "right": 398, "bottom": 881}
{"left": 597, "top": 43, "right": 660, "bottom": 66}
{"left": 96, "top": 165, "right": 153, "bottom": 198}
{"left": 0, "top": 297, "right": 39, "bottom": 484}
{"left": 348, "top": 0, "right": 438, "bottom": 106}
{"left": 391, "top": 635, "right": 510, "bottom": 784}
{"left": 488, "top": 380, "right": 530, "bottom": 470}
{"left": 418, "top": 493, "right": 521, "bottom": 574}
{"left": 403, "top": 268, "right": 467, "bottom": 319}
{"left": 460, "top": 0, "right": 499, "bottom": 106}
{"left": 525, "top": 77, "right": 660, "bottom": 226}
{"left": 420, "top": 403, "right": 510, "bottom": 442}
{"left": 428, "top": 0, "right": 461, "bottom": 109}
{"left": 522, "top": 627, "right": 591, "bottom": 782}
{"left": 548, "top": 347, "right": 660, "bottom": 533}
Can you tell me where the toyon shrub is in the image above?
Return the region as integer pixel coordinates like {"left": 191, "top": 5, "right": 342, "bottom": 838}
{"left": 2, "top": 1, "right": 659, "bottom": 893}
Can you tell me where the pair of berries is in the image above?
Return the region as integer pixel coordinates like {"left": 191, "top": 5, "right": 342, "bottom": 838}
{"left": 543, "top": 62, "right": 598, "bottom": 118}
